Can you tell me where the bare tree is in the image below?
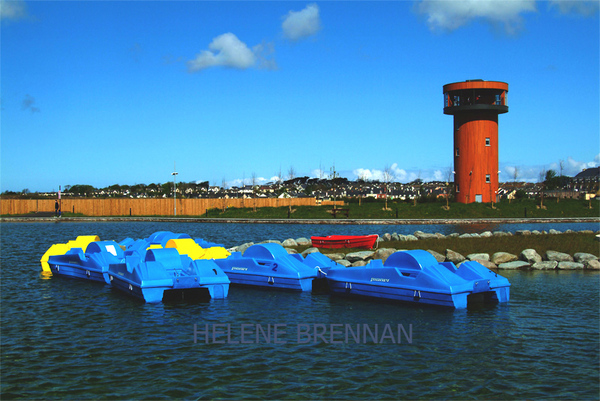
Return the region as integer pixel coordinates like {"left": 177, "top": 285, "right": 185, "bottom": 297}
{"left": 559, "top": 159, "right": 565, "bottom": 177}
{"left": 444, "top": 165, "right": 453, "bottom": 209}
{"left": 509, "top": 166, "right": 519, "bottom": 203}
{"left": 383, "top": 165, "right": 393, "bottom": 210}
{"left": 275, "top": 167, "right": 283, "bottom": 207}
{"left": 539, "top": 168, "right": 546, "bottom": 209}
{"left": 288, "top": 166, "right": 296, "bottom": 181}
{"left": 330, "top": 164, "right": 339, "bottom": 209}
{"left": 241, "top": 172, "right": 246, "bottom": 208}
{"left": 414, "top": 170, "right": 422, "bottom": 206}
{"left": 221, "top": 177, "right": 227, "bottom": 212}
{"left": 251, "top": 172, "right": 258, "bottom": 212}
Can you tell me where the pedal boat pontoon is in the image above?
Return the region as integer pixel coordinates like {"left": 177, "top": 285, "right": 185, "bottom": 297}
{"left": 326, "top": 250, "right": 510, "bottom": 308}
{"left": 46, "top": 240, "right": 125, "bottom": 282}
{"left": 105, "top": 247, "right": 230, "bottom": 303}
{"left": 215, "top": 243, "right": 336, "bottom": 291}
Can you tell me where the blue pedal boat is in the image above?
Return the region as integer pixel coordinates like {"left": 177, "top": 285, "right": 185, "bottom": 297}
{"left": 326, "top": 250, "right": 510, "bottom": 308}
{"left": 120, "top": 231, "right": 226, "bottom": 254}
{"left": 105, "top": 247, "right": 230, "bottom": 303}
{"left": 47, "top": 241, "right": 125, "bottom": 282}
{"left": 214, "top": 243, "right": 329, "bottom": 291}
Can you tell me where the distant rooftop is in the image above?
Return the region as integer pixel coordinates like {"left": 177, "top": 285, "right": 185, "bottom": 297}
{"left": 574, "top": 167, "right": 600, "bottom": 178}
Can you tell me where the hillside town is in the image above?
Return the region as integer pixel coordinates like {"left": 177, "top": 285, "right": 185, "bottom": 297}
{"left": 3, "top": 167, "right": 598, "bottom": 203}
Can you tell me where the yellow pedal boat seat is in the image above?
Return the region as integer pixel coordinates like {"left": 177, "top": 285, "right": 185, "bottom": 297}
{"left": 165, "top": 238, "right": 230, "bottom": 260}
{"left": 40, "top": 235, "right": 100, "bottom": 272}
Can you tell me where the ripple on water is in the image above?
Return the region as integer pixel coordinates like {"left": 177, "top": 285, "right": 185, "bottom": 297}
{"left": 1, "top": 223, "right": 599, "bottom": 399}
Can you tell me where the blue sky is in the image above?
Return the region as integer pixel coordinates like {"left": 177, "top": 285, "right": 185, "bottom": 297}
{"left": 1, "top": 0, "right": 598, "bottom": 192}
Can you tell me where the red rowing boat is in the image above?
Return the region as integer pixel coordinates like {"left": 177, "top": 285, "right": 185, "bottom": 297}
{"left": 310, "top": 234, "right": 379, "bottom": 250}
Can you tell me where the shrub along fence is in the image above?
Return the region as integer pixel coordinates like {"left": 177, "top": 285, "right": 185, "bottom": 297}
{"left": 1, "top": 198, "right": 338, "bottom": 216}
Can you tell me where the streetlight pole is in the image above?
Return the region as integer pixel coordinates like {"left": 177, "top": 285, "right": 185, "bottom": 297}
{"left": 172, "top": 162, "right": 178, "bottom": 216}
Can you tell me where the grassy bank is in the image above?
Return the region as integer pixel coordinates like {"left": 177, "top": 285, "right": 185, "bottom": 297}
{"left": 288, "top": 233, "right": 600, "bottom": 258}
{"left": 198, "top": 198, "right": 598, "bottom": 220}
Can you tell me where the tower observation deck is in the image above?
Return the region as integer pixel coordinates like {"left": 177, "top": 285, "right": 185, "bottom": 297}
{"left": 443, "top": 80, "right": 508, "bottom": 204}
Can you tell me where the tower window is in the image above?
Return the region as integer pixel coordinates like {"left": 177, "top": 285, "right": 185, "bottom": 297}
{"left": 456, "top": 184, "right": 460, "bottom": 192}
{"left": 455, "top": 148, "right": 459, "bottom": 157}
{"left": 485, "top": 174, "right": 491, "bottom": 183}
{"left": 485, "top": 138, "right": 490, "bottom": 146}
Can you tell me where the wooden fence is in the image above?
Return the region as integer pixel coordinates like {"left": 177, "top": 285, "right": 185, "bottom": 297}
{"left": 1, "top": 198, "right": 340, "bottom": 216}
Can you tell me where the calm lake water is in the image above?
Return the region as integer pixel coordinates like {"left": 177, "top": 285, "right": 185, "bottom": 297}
{"left": 1, "top": 222, "right": 599, "bottom": 400}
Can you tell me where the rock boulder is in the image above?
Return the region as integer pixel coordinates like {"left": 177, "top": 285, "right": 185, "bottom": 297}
{"left": 446, "top": 249, "right": 466, "bottom": 264}
{"left": 585, "top": 259, "right": 600, "bottom": 270}
{"left": 237, "top": 242, "right": 254, "bottom": 255}
{"left": 296, "top": 237, "right": 311, "bottom": 246}
{"left": 574, "top": 252, "right": 598, "bottom": 264}
{"left": 372, "top": 248, "right": 396, "bottom": 263}
{"left": 471, "top": 259, "right": 498, "bottom": 270}
{"left": 345, "top": 251, "right": 375, "bottom": 263}
{"left": 282, "top": 238, "right": 298, "bottom": 247}
{"left": 399, "top": 234, "right": 418, "bottom": 242}
{"left": 545, "top": 250, "right": 573, "bottom": 262}
{"left": 492, "top": 252, "right": 518, "bottom": 264}
{"left": 427, "top": 250, "right": 446, "bottom": 263}
{"left": 414, "top": 231, "right": 437, "bottom": 240}
{"left": 325, "top": 253, "right": 345, "bottom": 262}
{"left": 467, "top": 253, "right": 490, "bottom": 262}
{"left": 498, "top": 261, "right": 530, "bottom": 270}
{"left": 557, "top": 261, "right": 584, "bottom": 270}
{"left": 301, "top": 247, "right": 320, "bottom": 257}
{"left": 532, "top": 261, "right": 558, "bottom": 270}
{"left": 520, "top": 249, "right": 542, "bottom": 264}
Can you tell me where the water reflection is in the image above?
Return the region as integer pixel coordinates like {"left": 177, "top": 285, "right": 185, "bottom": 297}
{"left": 39, "top": 271, "right": 52, "bottom": 280}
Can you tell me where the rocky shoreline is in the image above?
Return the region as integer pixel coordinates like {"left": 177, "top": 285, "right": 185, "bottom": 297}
{"left": 229, "top": 229, "right": 600, "bottom": 270}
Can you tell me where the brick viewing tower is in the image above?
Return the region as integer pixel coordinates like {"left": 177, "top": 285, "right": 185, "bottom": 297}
{"left": 443, "top": 79, "right": 508, "bottom": 203}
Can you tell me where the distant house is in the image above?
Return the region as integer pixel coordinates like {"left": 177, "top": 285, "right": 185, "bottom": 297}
{"left": 573, "top": 167, "right": 600, "bottom": 198}
{"left": 573, "top": 167, "right": 599, "bottom": 184}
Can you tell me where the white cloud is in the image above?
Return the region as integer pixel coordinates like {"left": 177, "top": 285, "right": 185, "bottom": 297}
{"left": 353, "top": 168, "right": 383, "bottom": 182}
{"left": 415, "top": 0, "right": 536, "bottom": 34}
{"left": 390, "top": 163, "right": 409, "bottom": 182}
{"left": 282, "top": 3, "right": 322, "bottom": 41}
{"left": 252, "top": 41, "right": 278, "bottom": 70}
{"left": 187, "top": 33, "right": 258, "bottom": 72}
{"left": 311, "top": 169, "right": 327, "bottom": 179}
{"left": 0, "top": 0, "right": 27, "bottom": 20}
{"left": 228, "top": 175, "right": 274, "bottom": 188}
{"left": 548, "top": 0, "right": 599, "bottom": 16}
{"left": 219, "top": 154, "right": 600, "bottom": 189}
{"left": 352, "top": 164, "right": 442, "bottom": 183}
{"left": 501, "top": 155, "right": 599, "bottom": 182}
{"left": 561, "top": 156, "right": 599, "bottom": 176}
